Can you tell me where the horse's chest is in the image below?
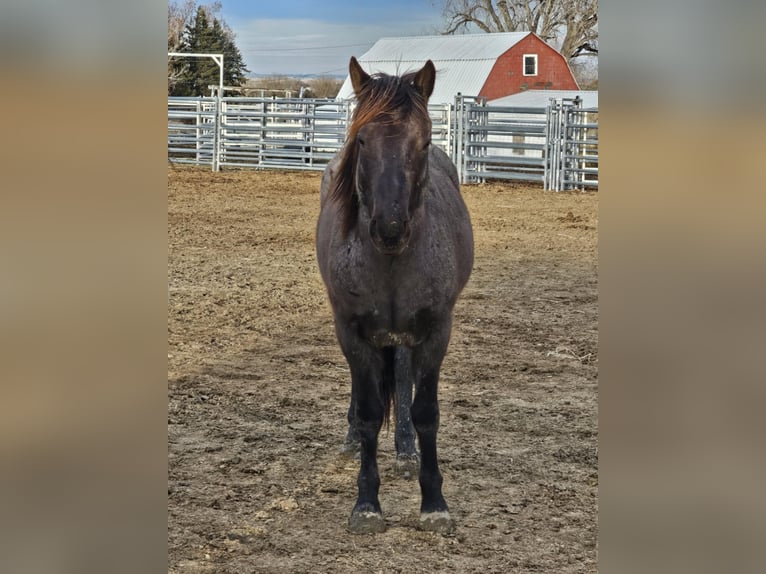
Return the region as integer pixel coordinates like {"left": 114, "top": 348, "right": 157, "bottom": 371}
{"left": 342, "top": 274, "right": 438, "bottom": 348}
{"left": 330, "top": 242, "right": 448, "bottom": 347}
{"left": 337, "top": 261, "right": 433, "bottom": 313}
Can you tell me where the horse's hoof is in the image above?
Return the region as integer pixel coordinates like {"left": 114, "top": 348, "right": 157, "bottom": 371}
{"left": 394, "top": 453, "right": 420, "bottom": 479}
{"left": 348, "top": 509, "right": 386, "bottom": 534}
{"left": 339, "top": 442, "right": 360, "bottom": 461}
{"left": 419, "top": 511, "right": 455, "bottom": 535}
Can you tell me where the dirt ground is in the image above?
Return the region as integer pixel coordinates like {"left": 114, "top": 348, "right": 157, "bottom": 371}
{"left": 168, "top": 164, "right": 598, "bottom": 573}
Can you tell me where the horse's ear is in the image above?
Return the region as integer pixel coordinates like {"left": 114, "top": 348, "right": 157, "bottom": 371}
{"left": 413, "top": 60, "right": 436, "bottom": 101}
{"left": 349, "top": 57, "right": 371, "bottom": 96}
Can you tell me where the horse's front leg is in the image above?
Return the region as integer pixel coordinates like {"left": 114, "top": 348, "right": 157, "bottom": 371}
{"left": 337, "top": 326, "right": 387, "bottom": 533}
{"left": 411, "top": 321, "right": 455, "bottom": 534}
{"left": 394, "top": 346, "right": 419, "bottom": 478}
{"left": 341, "top": 395, "right": 361, "bottom": 459}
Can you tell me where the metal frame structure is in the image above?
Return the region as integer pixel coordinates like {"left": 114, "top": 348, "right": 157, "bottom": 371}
{"left": 168, "top": 52, "right": 224, "bottom": 96}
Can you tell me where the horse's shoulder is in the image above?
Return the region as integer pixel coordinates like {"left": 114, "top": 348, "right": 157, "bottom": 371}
{"left": 429, "top": 146, "right": 460, "bottom": 190}
{"left": 320, "top": 154, "right": 342, "bottom": 204}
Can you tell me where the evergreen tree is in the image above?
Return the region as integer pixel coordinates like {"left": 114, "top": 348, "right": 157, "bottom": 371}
{"left": 171, "top": 5, "right": 249, "bottom": 96}
{"left": 220, "top": 24, "right": 248, "bottom": 91}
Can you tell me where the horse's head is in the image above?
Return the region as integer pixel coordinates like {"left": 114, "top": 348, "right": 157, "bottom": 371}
{"left": 347, "top": 57, "right": 435, "bottom": 255}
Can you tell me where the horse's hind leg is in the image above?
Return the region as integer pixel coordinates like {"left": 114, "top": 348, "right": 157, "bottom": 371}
{"left": 394, "top": 347, "right": 419, "bottom": 479}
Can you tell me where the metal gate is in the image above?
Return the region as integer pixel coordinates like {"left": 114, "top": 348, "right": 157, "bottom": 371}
{"left": 544, "top": 98, "right": 599, "bottom": 191}
{"left": 167, "top": 97, "right": 218, "bottom": 168}
{"left": 450, "top": 95, "right": 599, "bottom": 189}
{"left": 452, "top": 95, "right": 549, "bottom": 185}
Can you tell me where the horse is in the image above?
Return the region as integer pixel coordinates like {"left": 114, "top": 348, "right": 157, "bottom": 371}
{"left": 315, "top": 57, "right": 474, "bottom": 534}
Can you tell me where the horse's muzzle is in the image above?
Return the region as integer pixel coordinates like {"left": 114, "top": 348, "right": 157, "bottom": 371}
{"left": 370, "top": 217, "right": 411, "bottom": 254}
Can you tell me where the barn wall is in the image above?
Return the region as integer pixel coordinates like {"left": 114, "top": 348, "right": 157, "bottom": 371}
{"left": 479, "top": 34, "right": 578, "bottom": 100}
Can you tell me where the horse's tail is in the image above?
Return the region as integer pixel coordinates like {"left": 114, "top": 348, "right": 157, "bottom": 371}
{"left": 380, "top": 347, "right": 397, "bottom": 429}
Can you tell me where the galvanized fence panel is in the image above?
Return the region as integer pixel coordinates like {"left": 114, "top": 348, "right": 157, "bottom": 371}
{"left": 217, "top": 97, "right": 349, "bottom": 170}
{"left": 429, "top": 103, "right": 452, "bottom": 157}
{"left": 544, "top": 99, "right": 599, "bottom": 191}
{"left": 167, "top": 95, "right": 597, "bottom": 190}
{"left": 451, "top": 95, "right": 484, "bottom": 178}
{"left": 168, "top": 97, "right": 218, "bottom": 167}
{"left": 562, "top": 106, "right": 598, "bottom": 190}
{"left": 454, "top": 96, "right": 549, "bottom": 184}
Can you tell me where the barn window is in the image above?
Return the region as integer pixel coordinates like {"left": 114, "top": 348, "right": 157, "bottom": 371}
{"left": 523, "top": 54, "right": 538, "bottom": 76}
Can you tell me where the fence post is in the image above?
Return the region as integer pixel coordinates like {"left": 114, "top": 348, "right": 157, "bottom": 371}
{"left": 575, "top": 98, "right": 586, "bottom": 191}
{"left": 478, "top": 98, "right": 488, "bottom": 184}
{"left": 453, "top": 94, "right": 463, "bottom": 183}
{"left": 461, "top": 97, "right": 468, "bottom": 183}
{"left": 258, "top": 99, "right": 266, "bottom": 166}
{"left": 195, "top": 99, "right": 201, "bottom": 165}
{"left": 549, "top": 99, "right": 561, "bottom": 192}
{"left": 212, "top": 94, "right": 221, "bottom": 172}
{"left": 446, "top": 103, "right": 452, "bottom": 158}
{"left": 553, "top": 100, "right": 566, "bottom": 191}
{"left": 561, "top": 100, "right": 568, "bottom": 190}
{"left": 543, "top": 103, "right": 550, "bottom": 190}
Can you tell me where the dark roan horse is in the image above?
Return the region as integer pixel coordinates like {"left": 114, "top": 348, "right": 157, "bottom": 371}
{"left": 316, "top": 57, "right": 474, "bottom": 534}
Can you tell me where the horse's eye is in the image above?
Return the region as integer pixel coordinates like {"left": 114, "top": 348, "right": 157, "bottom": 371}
{"left": 423, "top": 140, "right": 431, "bottom": 151}
{"left": 358, "top": 137, "right": 365, "bottom": 147}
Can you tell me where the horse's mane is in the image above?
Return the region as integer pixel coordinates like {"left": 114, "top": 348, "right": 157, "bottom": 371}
{"left": 331, "top": 70, "right": 431, "bottom": 236}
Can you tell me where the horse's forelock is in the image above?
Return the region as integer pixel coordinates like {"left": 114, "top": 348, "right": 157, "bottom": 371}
{"left": 331, "top": 71, "right": 430, "bottom": 236}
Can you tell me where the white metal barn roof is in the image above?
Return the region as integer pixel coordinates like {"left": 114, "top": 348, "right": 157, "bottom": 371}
{"left": 489, "top": 90, "right": 599, "bottom": 108}
{"left": 336, "top": 32, "right": 530, "bottom": 104}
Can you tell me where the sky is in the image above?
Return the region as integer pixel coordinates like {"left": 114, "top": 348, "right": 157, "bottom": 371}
{"left": 220, "top": 0, "right": 446, "bottom": 77}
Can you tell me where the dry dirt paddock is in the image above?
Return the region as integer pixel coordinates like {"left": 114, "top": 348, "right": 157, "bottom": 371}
{"left": 168, "top": 165, "right": 598, "bottom": 573}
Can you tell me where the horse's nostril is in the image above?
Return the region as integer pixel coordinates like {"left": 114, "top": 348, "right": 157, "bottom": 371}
{"left": 381, "top": 220, "right": 404, "bottom": 239}
{"left": 371, "top": 216, "right": 409, "bottom": 245}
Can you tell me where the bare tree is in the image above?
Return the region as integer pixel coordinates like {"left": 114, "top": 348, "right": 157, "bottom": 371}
{"left": 307, "top": 76, "right": 345, "bottom": 99}
{"left": 168, "top": 0, "right": 198, "bottom": 94}
{"left": 438, "top": 0, "right": 597, "bottom": 61}
{"left": 168, "top": 0, "right": 197, "bottom": 52}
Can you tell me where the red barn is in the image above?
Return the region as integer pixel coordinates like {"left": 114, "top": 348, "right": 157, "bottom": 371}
{"left": 337, "top": 32, "right": 578, "bottom": 104}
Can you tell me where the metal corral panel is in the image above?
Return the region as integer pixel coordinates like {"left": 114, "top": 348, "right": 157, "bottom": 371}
{"left": 168, "top": 95, "right": 597, "bottom": 189}
{"left": 490, "top": 90, "right": 599, "bottom": 108}
{"left": 337, "top": 32, "right": 529, "bottom": 104}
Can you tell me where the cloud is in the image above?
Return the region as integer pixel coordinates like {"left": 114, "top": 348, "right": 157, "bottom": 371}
{"left": 229, "top": 16, "right": 443, "bottom": 76}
